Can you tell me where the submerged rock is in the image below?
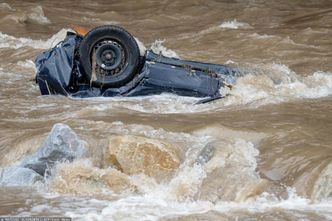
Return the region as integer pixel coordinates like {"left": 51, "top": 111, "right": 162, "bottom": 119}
{"left": 196, "top": 139, "right": 268, "bottom": 202}
{"left": 0, "top": 123, "right": 87, "bottom": 186}
{"left": 106, "top": 135, "right": 180, "bottom": 182}
{"left": 50, "top": 159, "right": 134, "bottom": 195}
{"left": 0, "top": 166, "right": 43, "bottom": 186}
{"left": 195, "top": 143, "right": 215, "bottom": 165}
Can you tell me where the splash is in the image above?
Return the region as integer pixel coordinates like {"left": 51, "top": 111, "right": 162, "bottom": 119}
{"left": 134, "top": 37, "right": 147, "bottom": 56}
{"left": 49, "top": 159, "right": 135, "bottom": 195}
{"left": 311, "top": 163, "right": 332, "bottom": 201}
{"left": 17, "top": 59, "right": 36, "bottom": 71}
{"left": 219, "top": 19, "right": 252, "bottom": 29}
{"left": 0, "top": 3, "right": 14, "bottom": 11}
{"left": 150, "top": 40, "right": 179, "bottom": 58}
{"left": 79, "top": 63, "right": 332, "bottom": 114}
{"left": 222, "top": 64, "right": 332, "bottom": 107}
{"left": 26, "top": 6, "right": 51, "bottom": 25}
{"left": 46, "top": 123, "right": 265, "bottom": 202}
{"left": 2, "top": 122, "right": 332, "bottom": 220}
{"left": 0, "top": 29, "right": 70, "bottom": 49}
{"left": 3, "top": 5, "right": 51, "bottom": 25}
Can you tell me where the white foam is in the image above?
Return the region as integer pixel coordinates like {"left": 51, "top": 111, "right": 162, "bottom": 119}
{"left": 223, "top": 65, "right": 332, "bottom": 107}
{"left": 83, "top": 64, "right": 332, "bottom": 113}
{"left": 2, "top": 5, "right": 51, "bottom": 25}
{"left": 311, "top": 163, "right": 332, "bottom": 201}
{"left": 225, "top": 60, "right": 237, "bottom": 65}
{"left": 63, "top": 188, "right": 332, "bottom": 221}
{"left": 17, "top": 59, "right": 36, "bottom": 71}
{"left": 0, "top": 3, "right": 14, "bottom": 11}
{"left": 219, "top": 19, "right": 252, "bottom": 29}
{"left": 81, "top": 17, "right": 119, "bottom": 26}
{"left": 150, "top": 40, "right": 179, "bottom": 58}
{"left": 6, "top": 122, "right": 331, "bottom": 220}
{"left": 134, "top": 37, "right": 147, "bottom": 56}
{"left": 0, "top": 69, "right": 23, "bottom": 82}
{"left": 248, "top": 33, "right": 275, "bottom": 39}
{"left": 78, "top": 94, "right": 204, "bottom": 114}
{"left": 27, "top": 6, "right": 51, "bottom": 25}
{"left": 0, "top": 29, "right": 70, "bottom": 49}
{"left": 214, "top": 188, "right": 332, "bottom": 213}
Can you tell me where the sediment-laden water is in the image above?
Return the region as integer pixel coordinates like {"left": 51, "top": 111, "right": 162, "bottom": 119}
{"left": 0, "top": 1, "right": 331, "bottom": 220}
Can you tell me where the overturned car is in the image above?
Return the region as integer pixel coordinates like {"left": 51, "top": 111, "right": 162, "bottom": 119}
{"left": 35, "top": 25, "right": 238, "bottom": 103}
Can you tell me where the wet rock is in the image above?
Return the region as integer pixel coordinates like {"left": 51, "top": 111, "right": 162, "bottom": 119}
{"left": 0, "top": 123, "right": 87, "bottom": 187}
{"left": 196, "top": 139, "right": 268, "bottom": 202}
{"left": 50, "top": 159, "right": 135, "bottom": 194}
{"left": 195, "top": 143, "right": 215, "bottom": 165}
{"left": 0, "top": 166, "right": 43, "bottom": 186}
{"left": 20, "top": 123, "right": 87, "bottom": 176}
{"left": 106, "top": 135, "right": 180, "bottom": 182}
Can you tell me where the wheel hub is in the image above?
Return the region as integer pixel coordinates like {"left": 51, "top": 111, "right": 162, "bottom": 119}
{"left": 93, "top": 40, "right": 126, "bottom": 76}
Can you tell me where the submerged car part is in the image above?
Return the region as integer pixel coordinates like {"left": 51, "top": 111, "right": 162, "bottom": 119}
{"left": 35, "top": 25, "right": 238, "bottom": 101}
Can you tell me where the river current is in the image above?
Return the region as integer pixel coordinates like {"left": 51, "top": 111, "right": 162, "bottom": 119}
{"left": 0, "top": 1, "right": 331, "bottom": 220}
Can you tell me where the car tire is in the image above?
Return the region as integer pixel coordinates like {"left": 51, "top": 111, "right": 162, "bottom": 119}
{"left": 79, "top": 25, "right": 140, "bottom": 88}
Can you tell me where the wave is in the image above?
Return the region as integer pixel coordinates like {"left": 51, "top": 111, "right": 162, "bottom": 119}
{"left": 134, "top": 37, "right": 147, "bottom": 56}
{"left": 61, "top": 188, "right": 332, "bottom": 221}
{"left": 0, "top": 29, "right": 69, "bottom": 49}
{"left": 25, "top": 6, "right": 51, "bottom": 25}
{"left": 150, "top": 40, "right": 179, "bottom": 58}
{"left": 222, "top": 64, "right": 332, "bottom": 106}
{"left": 0, "top": 3, "right": 14, "bottom": 11}
{"left": 2, "top": 122, "right": 331, "bottom": 220}
{"left": 2, "top": 5, "right": 50, "bottom": 25}
{"left": 78, "top": 65, "right": 332, "bottom": 114}
{"left": 219, "top": 19, "right": 252, "bottom": 29}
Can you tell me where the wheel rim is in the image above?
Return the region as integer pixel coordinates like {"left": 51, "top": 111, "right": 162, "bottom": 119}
{"left": 93, "top": 40, "right": 127, "bottom": 77}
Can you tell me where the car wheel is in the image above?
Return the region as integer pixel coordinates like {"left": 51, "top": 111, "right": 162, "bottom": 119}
{"left": 79, "top": 25, "right": 140, "bottom": 88}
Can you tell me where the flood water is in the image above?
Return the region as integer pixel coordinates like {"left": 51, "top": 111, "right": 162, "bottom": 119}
{"left": 0, "top": 0, "right": 332, "bottom": 220}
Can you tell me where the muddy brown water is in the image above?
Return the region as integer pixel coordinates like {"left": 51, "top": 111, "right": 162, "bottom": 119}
{"left": 0, "top": 0, "right": 332, "bottom": 220}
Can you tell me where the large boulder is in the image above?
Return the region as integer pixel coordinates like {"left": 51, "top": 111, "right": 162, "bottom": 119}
{"left": 0, "top": 123, "right": 87, "bottom": 186}
{"left": 106, "top": 135, "right": 180, "bottom": 182}
{"left": 20, "top": 123, "right": 87, "bottom": 176}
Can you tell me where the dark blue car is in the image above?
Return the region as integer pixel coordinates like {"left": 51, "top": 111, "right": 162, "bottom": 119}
{"left": 35, "top": 25, "right": 237, "bottom": 103}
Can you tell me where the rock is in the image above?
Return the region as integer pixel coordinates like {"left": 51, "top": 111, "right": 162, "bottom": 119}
{"left": 20, "top": 123, "right": 87, "bottom": 176}
{"left": 195, "top": 143, "right": 215, "bottom": 165}
{"left": 0, "top": 123, "right": 87, "bottom": 187}
{"left": 49, "top": 159, "right": 134, "bottom": 194}
{"left": 196, "top": 139, "right": 267, "bottom": 202}
{"left": 0, "top": 166, "right": 43, "bottom": 186}
{"left": 106, "top": 135, "right": 180, "bottom": 182}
